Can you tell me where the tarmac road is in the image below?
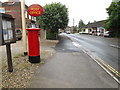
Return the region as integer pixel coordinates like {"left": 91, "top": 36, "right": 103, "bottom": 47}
{"left": 65, "top": 33, "right": 119, "bottom": 71}
{"left": 29, "top": 35, "right": 118, "bottom": 88}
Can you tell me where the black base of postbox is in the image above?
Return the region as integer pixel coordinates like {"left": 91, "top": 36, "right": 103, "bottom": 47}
{"left": 29, "top": 56, "right": 40, "bottom": 63}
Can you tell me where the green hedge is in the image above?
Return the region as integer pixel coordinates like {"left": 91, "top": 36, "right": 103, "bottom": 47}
{"left": 46, "top": 32, "right": 58, "bottom": 40}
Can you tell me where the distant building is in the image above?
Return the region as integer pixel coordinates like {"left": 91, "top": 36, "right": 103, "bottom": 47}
{"left": 1, "top": 0, "right": 37, "bottom": 31}
{"left": 81, "top": 20, "right": 106, "bottom": 36}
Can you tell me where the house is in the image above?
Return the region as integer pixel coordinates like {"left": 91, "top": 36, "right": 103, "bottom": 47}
{"left": 1, "top": 0, "right": 37, "bottom": 32}
{"left": 81, "top": 20, "right": 106, "bottom": 36}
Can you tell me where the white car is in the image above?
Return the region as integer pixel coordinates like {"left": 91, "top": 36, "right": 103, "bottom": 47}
{"left": 97, "top": 32, "right": 104, "bottom": 36}
{"left": 66, "top": 31, "right": 71, "bottom": 34}
{"left": 104, "top": 31, "right": 113, "bottom": 37}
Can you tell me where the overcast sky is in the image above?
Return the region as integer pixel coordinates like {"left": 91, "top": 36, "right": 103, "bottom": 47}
{"left": 1, "top": 0, "right": 112, "bottom": 26}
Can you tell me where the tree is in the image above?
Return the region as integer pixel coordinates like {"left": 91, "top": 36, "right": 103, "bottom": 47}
{"left": 105, "top": 1, "right": 120, "bottom": 36}
{"left": 78, "top": 19, "right": 85, "bottom": 32}
{"left": 37, "top": 2, "right": 69, "bottom": 39}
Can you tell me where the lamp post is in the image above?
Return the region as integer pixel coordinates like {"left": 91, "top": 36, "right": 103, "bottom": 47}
{"left": 21, "top": 0, "right": 27, "bottom": 55}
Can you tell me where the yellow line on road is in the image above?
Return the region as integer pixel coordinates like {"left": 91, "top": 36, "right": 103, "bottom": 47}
{"left": 80, "top": 46, "right": 120, "bottom": 84}
{"left": 98, "top": 59, "right": 120, "bottom": 77}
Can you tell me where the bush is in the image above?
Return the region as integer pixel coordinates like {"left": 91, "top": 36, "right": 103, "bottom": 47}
{"left": 46, "top": 32, "right": 58, "bottom": 40}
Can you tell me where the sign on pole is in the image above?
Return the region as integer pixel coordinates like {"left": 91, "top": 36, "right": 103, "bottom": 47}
{"left": 27, "top": 4, "right": 44, "bottom": 17}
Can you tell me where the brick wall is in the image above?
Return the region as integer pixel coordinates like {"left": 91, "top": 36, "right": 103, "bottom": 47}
{"left": 3, "top": 2, "right": 22, "bottom": 30}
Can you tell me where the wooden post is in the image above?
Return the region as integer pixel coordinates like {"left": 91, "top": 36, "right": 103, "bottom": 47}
{"left": 6, "top": 43, "right": 13, "bottom": 72}
{"left": 21, "top": 0, "right": 27, "bottom": 55}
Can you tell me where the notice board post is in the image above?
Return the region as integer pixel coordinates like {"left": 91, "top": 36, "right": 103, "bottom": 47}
{"left": 0, "top": 13, "right": 16, "bottom": 72}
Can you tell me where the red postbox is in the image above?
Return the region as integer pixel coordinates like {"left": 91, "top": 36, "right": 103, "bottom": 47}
{"left": 26, "top": 28, "right": 41, "bottom": 63}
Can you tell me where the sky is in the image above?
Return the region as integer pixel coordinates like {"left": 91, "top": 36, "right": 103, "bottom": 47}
{"left": 1, "top": 0, "right": 112, "bottom": 26}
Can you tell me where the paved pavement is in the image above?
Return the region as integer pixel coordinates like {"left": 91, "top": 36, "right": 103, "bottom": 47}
{"left": 0, "top": 40, "right": 24, "bottom": 64}
{"left": 0, "top": 38, "right": 58, "bottom": 64}
{"left": 29, "top": 52, "right": 118, "bottom": 88}
{"left": 1, "top": 38, "right": 58, "bottom": 88}
{"left": 29, "top": 35, "right": 119, "bottom": 88}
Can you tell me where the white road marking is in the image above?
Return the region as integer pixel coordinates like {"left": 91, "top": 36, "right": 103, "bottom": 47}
{"left": 110, "top": 44, "right": 120, "bottom": 49}
{"left": 72, "top": 42, "right": 82, "bottom": 48}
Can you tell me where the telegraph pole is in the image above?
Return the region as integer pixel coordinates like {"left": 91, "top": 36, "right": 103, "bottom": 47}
{"left": 73, "top": 18, "right": 74, "bottom": 33}
{"left": 21, "top": 0, "right": 27, "bottom": 55}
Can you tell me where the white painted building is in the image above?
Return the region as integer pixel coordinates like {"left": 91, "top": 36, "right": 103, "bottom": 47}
{"left": 81, "top": 20, "right": 106, "bottom": 36}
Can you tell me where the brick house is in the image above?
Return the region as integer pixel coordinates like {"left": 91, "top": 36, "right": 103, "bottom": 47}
{"left": 1, "top": 0, "right": 37, "bottom": 32}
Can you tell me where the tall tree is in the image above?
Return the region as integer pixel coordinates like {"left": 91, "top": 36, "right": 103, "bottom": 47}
{"left": 78, "top": 19, "right": 85, "bottom": 32}
{"left": 105, "top": 1, "right": 120, "bottom": 36}
{"left": 37, "top": 2, "right": 69, "bottom": 39}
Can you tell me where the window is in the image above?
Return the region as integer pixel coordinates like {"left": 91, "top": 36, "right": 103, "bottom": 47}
{"left": 89, "top": 29, "right": 92, "bottom": 32}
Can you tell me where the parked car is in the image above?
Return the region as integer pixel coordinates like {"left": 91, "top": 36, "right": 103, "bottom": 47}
{"left": 66, "top": 30, "right": 71, "bottom": 34}
{"left": 15, "top": 29, "right": 22, "bottom": 40}
{"left": 97, "top": 31, "right": 104, "bottom": 36}
{"left": 104, "top": 31, "right": 113, "bottom": 37}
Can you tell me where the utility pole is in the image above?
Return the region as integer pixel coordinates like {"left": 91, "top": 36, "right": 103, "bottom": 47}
{"left": 73, "top": 18, "right": 74, "bottom": 33}
{"left": 21, "top": 0, "right": 27, "bottom": 55}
